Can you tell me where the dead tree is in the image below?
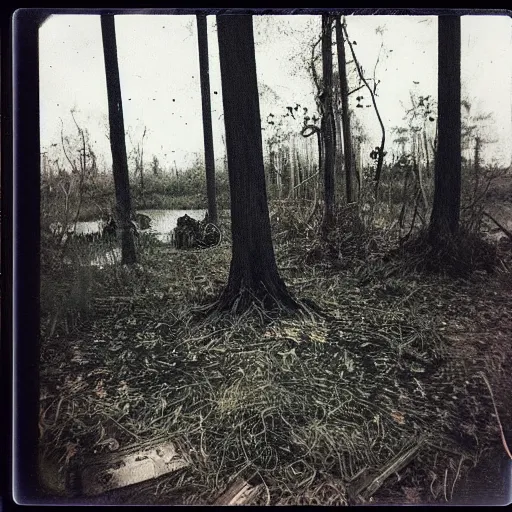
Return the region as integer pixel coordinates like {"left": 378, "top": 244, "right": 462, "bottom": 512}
{"left": 321, "top": 13, "right": 336, "bottom": 233}
{"left": 335, "top": 15, "right": 355, "bottom": 203}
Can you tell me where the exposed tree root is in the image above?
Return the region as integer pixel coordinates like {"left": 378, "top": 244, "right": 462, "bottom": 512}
{"left": 190, "top": 284, "right": 327, "bottom": 325}
{"left": 398, "top": 228, "right": 498, "bottom": 277}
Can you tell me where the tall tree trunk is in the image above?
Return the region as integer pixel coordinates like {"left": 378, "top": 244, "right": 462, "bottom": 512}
{"left": 221, "top": 134, "right": 228, "bottom": 173}
{"left": 429, "top": 16, "right": 461, "bottom": 246}
{"left": 473, "top": 135, "right": 481, "bottom": 200}
{"left": 431, "top": 120, "right": 439, "bottom": 162}
{"left": 318, "top": 131, "right": 324, "bottom": 197}
{"left": 304, "top": 137, "right": 310, "bottom": 184}
{"left": 333, "top": 82, "right": 342, "bottom": 176}
{"left": 321, "top": 14, "right": 336, "bottom": 232}
{"left": 335, "top": 110, "right": 342, "bottom": 172}
{"left": 101, "top": 15, "right": 137, "bottom": 265}
{"left": 303, "top": 137, "right": 311, "bottom": 199}
{"left": 335, "top": 16, "right": 354, "bottom": 204}
{"left": 216, "top": 14, "right": 297, "bottom": 313}
{"left": 196, "top": 14, "right": 218, "bottom": 224}
{"left": 474, "top": 136, "right": 481, "bottom": 174}
{"left": 297, "top": 143, "right": 304, "bottom": 198}
{"left": 356, "top": 141, "right": 363, "bottom": 187}
{"left": 269, "top": 145, "right": 276, "bottom": 187}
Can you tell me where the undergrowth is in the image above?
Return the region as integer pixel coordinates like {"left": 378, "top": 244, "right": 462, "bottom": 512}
{"left": 398, "top": 227, "right": 499, "bottom": 278}
{"left": 39, "top": 202, "right": 512, "bottom": 505}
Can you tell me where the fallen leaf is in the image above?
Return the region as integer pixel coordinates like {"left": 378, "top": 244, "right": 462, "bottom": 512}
{"left": 95, "top": 380, "right": 107, "bottom": 399}
{"left": 403, "top": 486, "right": 421, "bottom": 503}
{"left": 65, "top": 442, "right": 78, "bottom": 464}
{"left": 390, "top": 410, "right": 405, "bottom": 424}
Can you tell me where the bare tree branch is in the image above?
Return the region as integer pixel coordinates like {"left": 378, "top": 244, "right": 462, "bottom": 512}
{"left": 343, "top": 21, "right": 386, "bottom": 199}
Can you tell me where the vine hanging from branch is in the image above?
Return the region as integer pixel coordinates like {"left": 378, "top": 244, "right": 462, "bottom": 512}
{"left": 343, "top": 21, "right": 387, "bottom": 200}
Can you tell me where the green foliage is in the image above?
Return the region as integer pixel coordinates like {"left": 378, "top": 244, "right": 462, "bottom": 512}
{"left": 42, "top": 163, "right": 231, "bottom": 221}
{"left": 42, "top": 171, "right": 115, "bottom": 223}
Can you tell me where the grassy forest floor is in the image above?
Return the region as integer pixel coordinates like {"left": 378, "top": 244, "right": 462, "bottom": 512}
{"left": 39, "top": 176, "right": 512, "bottom": 505}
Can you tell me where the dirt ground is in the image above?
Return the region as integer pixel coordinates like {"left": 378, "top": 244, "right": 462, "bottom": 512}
{"left": 446, "top": 171, "right": 512, "bottom": 505}
{"left": 38, "top": 171, "right": 512, "bottom": 506}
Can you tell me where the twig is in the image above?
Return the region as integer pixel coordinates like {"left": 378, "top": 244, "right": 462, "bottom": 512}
{"left": 291, "top": 171, "right": 319, "bottom": 191}
{"left": 430, "top": 473, "right": 437, "bottom": 498}
{"left": 404, "top": 188, "right": 422, "bottom": 242}
{"left": 103, "top": 413, "right": 140, "bottom": 441}
{"left": 347, "top": 84, "right": 366, "bottom": 96}
{"left": 342, "top": 22, "right": 386, "bottom": 199}
{"left": 257, "top": 470, "right": 271, "bottom": 506}
{"left": 449, "top": 455, "right": 464, "bottom": 501}
{"left": 350, "top": 435, "right": 427, "bottom": 501}
{"left": 483, "top": 211, "right": 512, "bottom": 241}
{"left": 424, "top": 440, "right": 470, "bottom": 458}
{"left": 479, "top": 372, "right": 512, "bottom": 459}
{"left": 213, "top": 476, "right": 260, "bottom": 505}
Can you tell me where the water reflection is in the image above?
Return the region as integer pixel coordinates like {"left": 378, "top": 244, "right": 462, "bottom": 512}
{"left": 56, "top": 210, "right": 209, "bottom": 267}
{"left": 137, "top": 209, "right": 206, "bottom": 243}
{"left": 51, "top": 209, "right": 207, "bottom": 242}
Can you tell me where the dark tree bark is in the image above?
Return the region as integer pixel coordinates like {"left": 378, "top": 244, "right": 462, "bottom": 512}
{"left": 317, "top": 129, "right": 324, "bottom": 185}
{"left": 429, "top": 16, "right": 461, "bottom": 245}
{"left": 335, "top": 15, "right": 354, "bottom": 203}
{"left": 196, "top": 14, "right": 218, "bottom": 225}
{"left": 216, "top": 15, "right": 297, "bottom": 313}
{"left": 101, "top": 15, "right": 137, "bottom": 265}
{"left": 321, "top": 14, "right": 336, "bottom": 232}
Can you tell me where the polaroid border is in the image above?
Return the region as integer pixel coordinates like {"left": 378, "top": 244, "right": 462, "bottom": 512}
{"left": 9, "top": 6, "right": 512, "bottom": 506}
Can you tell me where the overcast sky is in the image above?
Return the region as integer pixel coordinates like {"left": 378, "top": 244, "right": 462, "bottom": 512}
{"left": 39, "top": 13, "right": 512, "bottom": 172}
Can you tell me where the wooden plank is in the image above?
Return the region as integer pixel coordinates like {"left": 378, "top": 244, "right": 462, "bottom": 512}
{"left": 78, "top": 439, "right": 189, "bottom": 496}
{"left": 214, "top": 478, "right": 262, "bottom": 506}
{"left": 348, "top": 435, "right": 426, "bottom": 503}
{"left": 39, "top": 436, "right": 189, "bottom": 498}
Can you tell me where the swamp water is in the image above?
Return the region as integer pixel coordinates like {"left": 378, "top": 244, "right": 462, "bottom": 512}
{"left": 57, "top": 209, "right": 208, "bottom": 267}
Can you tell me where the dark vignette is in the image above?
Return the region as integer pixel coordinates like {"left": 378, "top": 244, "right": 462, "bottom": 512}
{"left": 10, "top": 6, "right": 510, "bottom": 506}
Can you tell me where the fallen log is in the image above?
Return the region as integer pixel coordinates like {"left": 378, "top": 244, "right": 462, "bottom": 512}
{"left": 40, "top": 435, "right": 189, "bottom": 498}
{"left": 347, "top": 434, "right": 427, "bottom": 503}
{"left": 214, "top": 477, "right": 261, "bottom": 506}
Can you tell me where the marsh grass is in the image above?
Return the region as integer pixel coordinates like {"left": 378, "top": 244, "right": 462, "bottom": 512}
{"left": 39, "top": 201, "right": 512, "bottom": 505}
